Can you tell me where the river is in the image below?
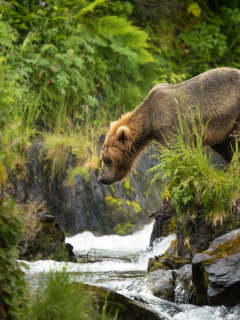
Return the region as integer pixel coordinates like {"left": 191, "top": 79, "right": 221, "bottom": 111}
{"left": 22, "top": 223, "right": 240, "bottom": 320}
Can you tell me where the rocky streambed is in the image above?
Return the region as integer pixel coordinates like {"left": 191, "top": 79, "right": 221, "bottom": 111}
{"left": 13, "top": 140, "right": 240, "bottom": 318}
{"left": 21, "top": 224, "right": 240, "bottom": 320}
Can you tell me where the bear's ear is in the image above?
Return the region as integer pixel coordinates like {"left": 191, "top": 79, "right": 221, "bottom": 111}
{"left": 110, "top": 121, "right": 117, "bottom": 130}
{"left": 116, "top": 126, "right": 131, "bottom": 143}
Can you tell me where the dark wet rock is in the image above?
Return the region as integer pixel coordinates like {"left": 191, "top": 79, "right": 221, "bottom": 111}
{"left": 172, "top": 264, "right": 192, "bottom": 281}
{"left": 147, "top": 255, "right": 190, "bottom": 272}
{"left": 8, "top": 142, "right": 160, "bottom": 236}
{"left": 83, "top": 284, "right": 161, "bottom": 320}
{"left": 172, "top": 264, "right": 193, "bottom": 304}
{"left": 175, "top": 211, "right": 214, "bottom": 260}
{"left": 149, "top": 199, "right": 176, "bottom": 247}
{"left": 192, "top": 228, "right": 240, "bottom": 306}
{"left": 18, "top": 209, "right": 76, "bottom": 262}
{"left": 143, "top": 269, "right": 175, "bottom": 302}
{"left": 172, "top": 206, "right": 240, "bottom": 261}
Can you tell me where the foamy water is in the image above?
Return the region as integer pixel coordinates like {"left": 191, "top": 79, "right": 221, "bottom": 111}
{"left": 66, "top": 222, "right": 155, "bottom": 252}
{"left": 21, "top": 223, "right": 175, "bottom": 274}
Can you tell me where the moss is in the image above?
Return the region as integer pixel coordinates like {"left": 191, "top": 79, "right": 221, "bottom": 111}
{"left": 131, "top": 201, "right": 141, "bottom": 213}
{"left": 113, "top": 222, "right": 137, "bottom": 235}
{"left": 109, "top": 185, "right": 116, "bottom": 198}
{"left": 105, "top": 195, "right": 123, "bottom": 209}
{"left": 144, "top": 189, "right": 151, "bottom": 197}
{"left": 149, "top": 255, "right": 190, "bottom": 272}
{"left": 123, "top": 177, "right": 134, "bottom": 196}
{"left": 152, "top": 261, "right": 170, "bottom": 271}
{"left": 169, "top": 218, "right": 176, "bottom": 233}
{"left": 202, "top": 233, "right": 240, "bottom": 266}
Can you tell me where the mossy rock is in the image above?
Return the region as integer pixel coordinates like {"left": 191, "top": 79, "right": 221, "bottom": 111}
{"left": 148, "top": 255, "right": 190, "bottom": 272}
{"left": 192, "top": 228, "right": 240, "bottom": 306}
{"left": 18, "top": 213, "right": 76, "bottom": 262}
{"left": 80, "top": 284, "right": 160, "bottom": 320}
{"left": 113, "top": 222, "right": 137, "bottom": 236}
{"left": 105, "top": 195, "right": 124, "bottom": 209}
{"left": 123, "top": 177, "right": 134, "bottom": 196}
{"left": 126, "top": 200, "right": 142, "bottom": 213}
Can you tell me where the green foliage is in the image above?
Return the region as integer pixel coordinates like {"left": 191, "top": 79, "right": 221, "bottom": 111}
{"left": 149, "top": 107, "right": 240, "bottom": 226}
{"left": 1, "top": 0, "right": 155, "bottom": 130}
{"left": 0, "top": 194, "right": 27, "bottom": 320}
{"left": 2, "top": 0, "right": 240, "bottom": 181}
{"left": 30, "top": 268, "right": 117, "bottom": 320}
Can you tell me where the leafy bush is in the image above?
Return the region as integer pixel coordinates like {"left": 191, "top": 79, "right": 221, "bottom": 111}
{"left": 149, "top": 107, "right": 240, "bottom": 226}
{"left": 1, "top": 0, "right": 156, "bottom": 130}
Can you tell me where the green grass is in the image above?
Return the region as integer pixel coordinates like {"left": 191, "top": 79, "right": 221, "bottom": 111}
{"left": 29, "top": 268, "right": 118, "bottom": 320}
{"left": 149, "top": 106, "right": 240, "bottom": 226}
{"left": 42, "top": 132, "right": 100, "bottom": 183}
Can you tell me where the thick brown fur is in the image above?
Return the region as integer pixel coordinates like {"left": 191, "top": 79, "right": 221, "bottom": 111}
{"left": 99, "top": 67, "right": 240, "bottom": 185}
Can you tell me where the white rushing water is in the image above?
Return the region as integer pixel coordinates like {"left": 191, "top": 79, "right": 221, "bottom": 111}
{"left": 22, "top": 223, "right": 175, "bottom": 274}
{"left": 21, "top": 223, "right": 240, "bottom": 320}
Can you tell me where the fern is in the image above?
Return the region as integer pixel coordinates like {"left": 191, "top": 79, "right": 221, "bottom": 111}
{"left": 135, "top": 48, "right": 156, "bottom": 64}
{"left": 75, "top": 0, "right": 109, "bottom": 18}
{"left": 98, "top": 16, "right": 137, "bottom": 36}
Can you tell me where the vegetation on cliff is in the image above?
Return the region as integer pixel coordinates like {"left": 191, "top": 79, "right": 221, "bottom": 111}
{"left": 149, "top": 107, "right": 240, "bottom": 226}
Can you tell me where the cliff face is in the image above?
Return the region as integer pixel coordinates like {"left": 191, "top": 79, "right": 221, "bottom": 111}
{"left": 8, "top": 141, "right": 160, "bottom": 236}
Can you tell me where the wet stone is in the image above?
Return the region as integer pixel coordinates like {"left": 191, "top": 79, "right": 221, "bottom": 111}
{"left": 192, "top": 228, "right": 240, "bottom": 306}
{"left": 142, "top": 269, "right": 175, "bottom": 301}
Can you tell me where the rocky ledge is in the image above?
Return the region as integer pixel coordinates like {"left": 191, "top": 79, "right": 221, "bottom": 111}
{"left": 192, "top": 228, "right": 240, "bottom": 306}
{"left": 18, "top": 207, "right": 76, "bottom": 262}
{"left": 144, "top": 255, "right": 191, "bottom": 302}
{"left": 146, "top": 227, "right": 240, "bottom": 307}
{"left": 80, "top": 284, "right": 160, "bottom": 320}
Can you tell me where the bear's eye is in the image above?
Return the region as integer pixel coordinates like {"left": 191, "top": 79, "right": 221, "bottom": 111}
{"left": 104, "top": 158, "right": 112, "bottom": 165}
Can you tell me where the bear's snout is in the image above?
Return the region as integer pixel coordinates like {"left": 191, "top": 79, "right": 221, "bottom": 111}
{"left": 97, "top": 176, "right": 116, "bottom": 185}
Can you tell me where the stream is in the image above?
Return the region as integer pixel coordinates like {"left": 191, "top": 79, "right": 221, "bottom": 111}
{"left": 22, "top": 223, "right": 240, "bottom": 320}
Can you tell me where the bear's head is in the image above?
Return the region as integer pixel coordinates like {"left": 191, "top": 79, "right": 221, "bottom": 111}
{"left": 98, "top": 119, "right": 138, "bottom": 185}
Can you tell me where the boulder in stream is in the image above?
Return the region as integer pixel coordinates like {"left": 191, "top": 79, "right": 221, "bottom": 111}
{"left": 142, "top": 269, "right": 175, "bottom": 302}
{"left": 83, "top": 284, "right": 161, "bottom": 320}
{"left": 192, "top": 228, "right": 240, "bottom": 306}
{"left": 147, "top": 255, "right": 190, "bottom": 272}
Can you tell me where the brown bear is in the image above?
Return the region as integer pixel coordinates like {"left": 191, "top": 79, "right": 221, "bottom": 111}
{"left": 98, "top": 67, "right": 240, "bottom": 185}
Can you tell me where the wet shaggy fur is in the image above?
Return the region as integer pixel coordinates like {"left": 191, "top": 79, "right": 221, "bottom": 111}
{"left": 99, "top": 67, "right": 240, "bottom": 185}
